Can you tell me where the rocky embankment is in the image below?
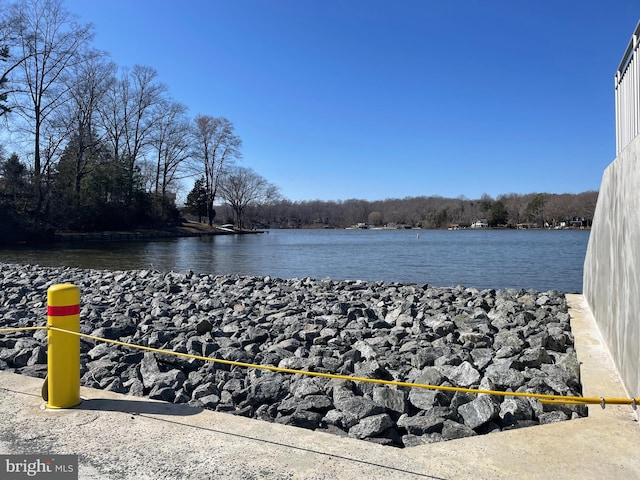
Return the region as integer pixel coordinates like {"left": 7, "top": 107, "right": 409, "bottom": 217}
{"left": 0, "top": 263, "right": 586, "bottom": 447}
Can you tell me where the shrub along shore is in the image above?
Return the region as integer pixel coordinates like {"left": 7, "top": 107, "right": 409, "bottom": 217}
{"left": 0, "top": 263, "right": 585, "bottom": 447}
{"left": 0, "top": 221, "right": 262, "bottom": 245}
{"left": 52, "top": 222, "right": 262, "bottom": 243}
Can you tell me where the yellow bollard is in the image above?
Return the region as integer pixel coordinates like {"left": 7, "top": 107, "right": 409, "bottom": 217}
{"left": 46, "top": 284, "right": 81, "bottom": 408}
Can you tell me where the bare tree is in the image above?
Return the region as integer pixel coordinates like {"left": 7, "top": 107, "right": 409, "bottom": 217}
{"left": 191, "top": 115, "right": 241, "bottom": 225}
{"left": 97, "top": 64, "right": 166, "bottom": 203}
{"left": 121, "top": 65, "right": 166, "bottom": 202}
{"left": 149, "top": 98, "right": 190, "bottom": 215}
{"left": 219, "top": 166, "right": 279, "bottom": 228}
{"left": 0, "top": 2, "right": 42, "bottom": 118}
{"left": 8, "top": 0, "right": 93, "bottom": 213}
{"left": 0, "top": 7, "right": 24, "bottom": 117}
{"left": 0, "top": 44, "right": 11, "bottom": 116}
{"left": 58, "top": 53, "right": 114, "bottom": 207}
{"left": 122, "top": 66, "right": 165, "bottom": 163}
{"left": 97, "top": 65, "right": 125, "bottom": 162}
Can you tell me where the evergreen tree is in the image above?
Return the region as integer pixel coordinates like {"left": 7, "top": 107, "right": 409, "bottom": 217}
{"left": 0, "top": 152, "right": 42, "bottom": 243}
{"left": 525, "top": 194, "right": 545, "bottom": 226}
{"left": 488, "top": 200, "right": 508, "bottom": 227}
{"left": 1, "top": 153, "right": 28, "bottom": 197}
{"left": 185, "top": 177, "right": 208, "bottom": 223}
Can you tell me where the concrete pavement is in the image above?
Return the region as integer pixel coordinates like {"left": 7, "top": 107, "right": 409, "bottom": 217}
{"left": 0, "top": 294, "right": 638, "bottom": 479}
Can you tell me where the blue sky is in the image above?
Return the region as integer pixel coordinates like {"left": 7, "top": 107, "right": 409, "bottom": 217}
{"left": 64, "top": 0, "right": 640, "bottom": 202}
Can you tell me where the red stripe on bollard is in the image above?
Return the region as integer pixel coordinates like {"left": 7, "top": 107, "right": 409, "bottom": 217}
{"left": 47, "top": 305, "right": 80, "bottom": 316}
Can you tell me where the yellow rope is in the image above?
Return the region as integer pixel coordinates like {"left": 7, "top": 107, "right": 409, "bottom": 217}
{"left": 47, "top": 326, "right": 639, "bottom": 407}
{"left": 3, "top": 325, "right": 639, "bottom": 407}
{"left": 0, "top": 326, "right": 48, "bottom": 332}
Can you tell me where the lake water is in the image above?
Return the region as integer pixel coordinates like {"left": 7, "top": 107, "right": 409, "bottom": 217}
{"left": 0, "top": 229, "right": 590, "bottom": 293}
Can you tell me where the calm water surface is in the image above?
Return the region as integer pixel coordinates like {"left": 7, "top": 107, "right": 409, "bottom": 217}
{"left": 0, "top": 229, "right": 590, "bottom": 292}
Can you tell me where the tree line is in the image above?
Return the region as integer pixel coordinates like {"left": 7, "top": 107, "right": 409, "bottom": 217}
{"left": 0, "top": 0, "right": 278, "bottom": 243}
{"left": 221, "top": 191, "right": 598, "bottom": 230}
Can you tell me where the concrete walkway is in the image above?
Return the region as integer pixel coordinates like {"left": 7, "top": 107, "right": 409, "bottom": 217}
{"left": 0, "top": 294, "right": 638, "bottom": 479}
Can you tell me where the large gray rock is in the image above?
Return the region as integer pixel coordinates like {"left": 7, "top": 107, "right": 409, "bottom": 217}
{"left": 499, "top": 397, "right": 534, "bottom": 426}
{"left": 520, "top": 346, "right": 552, "bottom": 368}
{"left": 372, "top": 386, "right": 407, "bottom": 415}
{"left": 439, "top": 361, "right": 481, "bottom": 388}
{"left": 333, "top": 388, "right": 384, "bottom": 420}
{"left": 348, "top": 413, "right": 394, "bottom": 439}
{"left": 459, "top": 395, "right": 500, "bottom": 429}
{"left": 277, "top": 409, "right": 324, "bottom": 429}
{"left": 247, "top": 374, "right": 288, "bottom": 406}
{"left": 397, "top": 411, "right": 446, "bottom": 435}
{"left": 441, "top": 419, "right": 477, "bottom": 440}
{"left": 139, "top": 353, "right": 162, "bottom": 389}
{"left": 484, "top": 362, "right": 526, "bottom": 390}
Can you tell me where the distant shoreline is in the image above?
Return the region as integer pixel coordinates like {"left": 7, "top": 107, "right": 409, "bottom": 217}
{"left": 52, "top": 222, "right": 263, "bottom": 243}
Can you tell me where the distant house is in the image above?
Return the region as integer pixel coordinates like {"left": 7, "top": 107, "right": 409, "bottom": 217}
{"left": 569, "top": 217, "right": 591, "bottom": 228}
{"left": 471, "top": 219, "right": 488, "bottom": 229}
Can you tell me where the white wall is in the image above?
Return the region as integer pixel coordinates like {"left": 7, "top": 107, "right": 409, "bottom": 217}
{"left": 583, "top": 135, "right": 640, "bottom": 397}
